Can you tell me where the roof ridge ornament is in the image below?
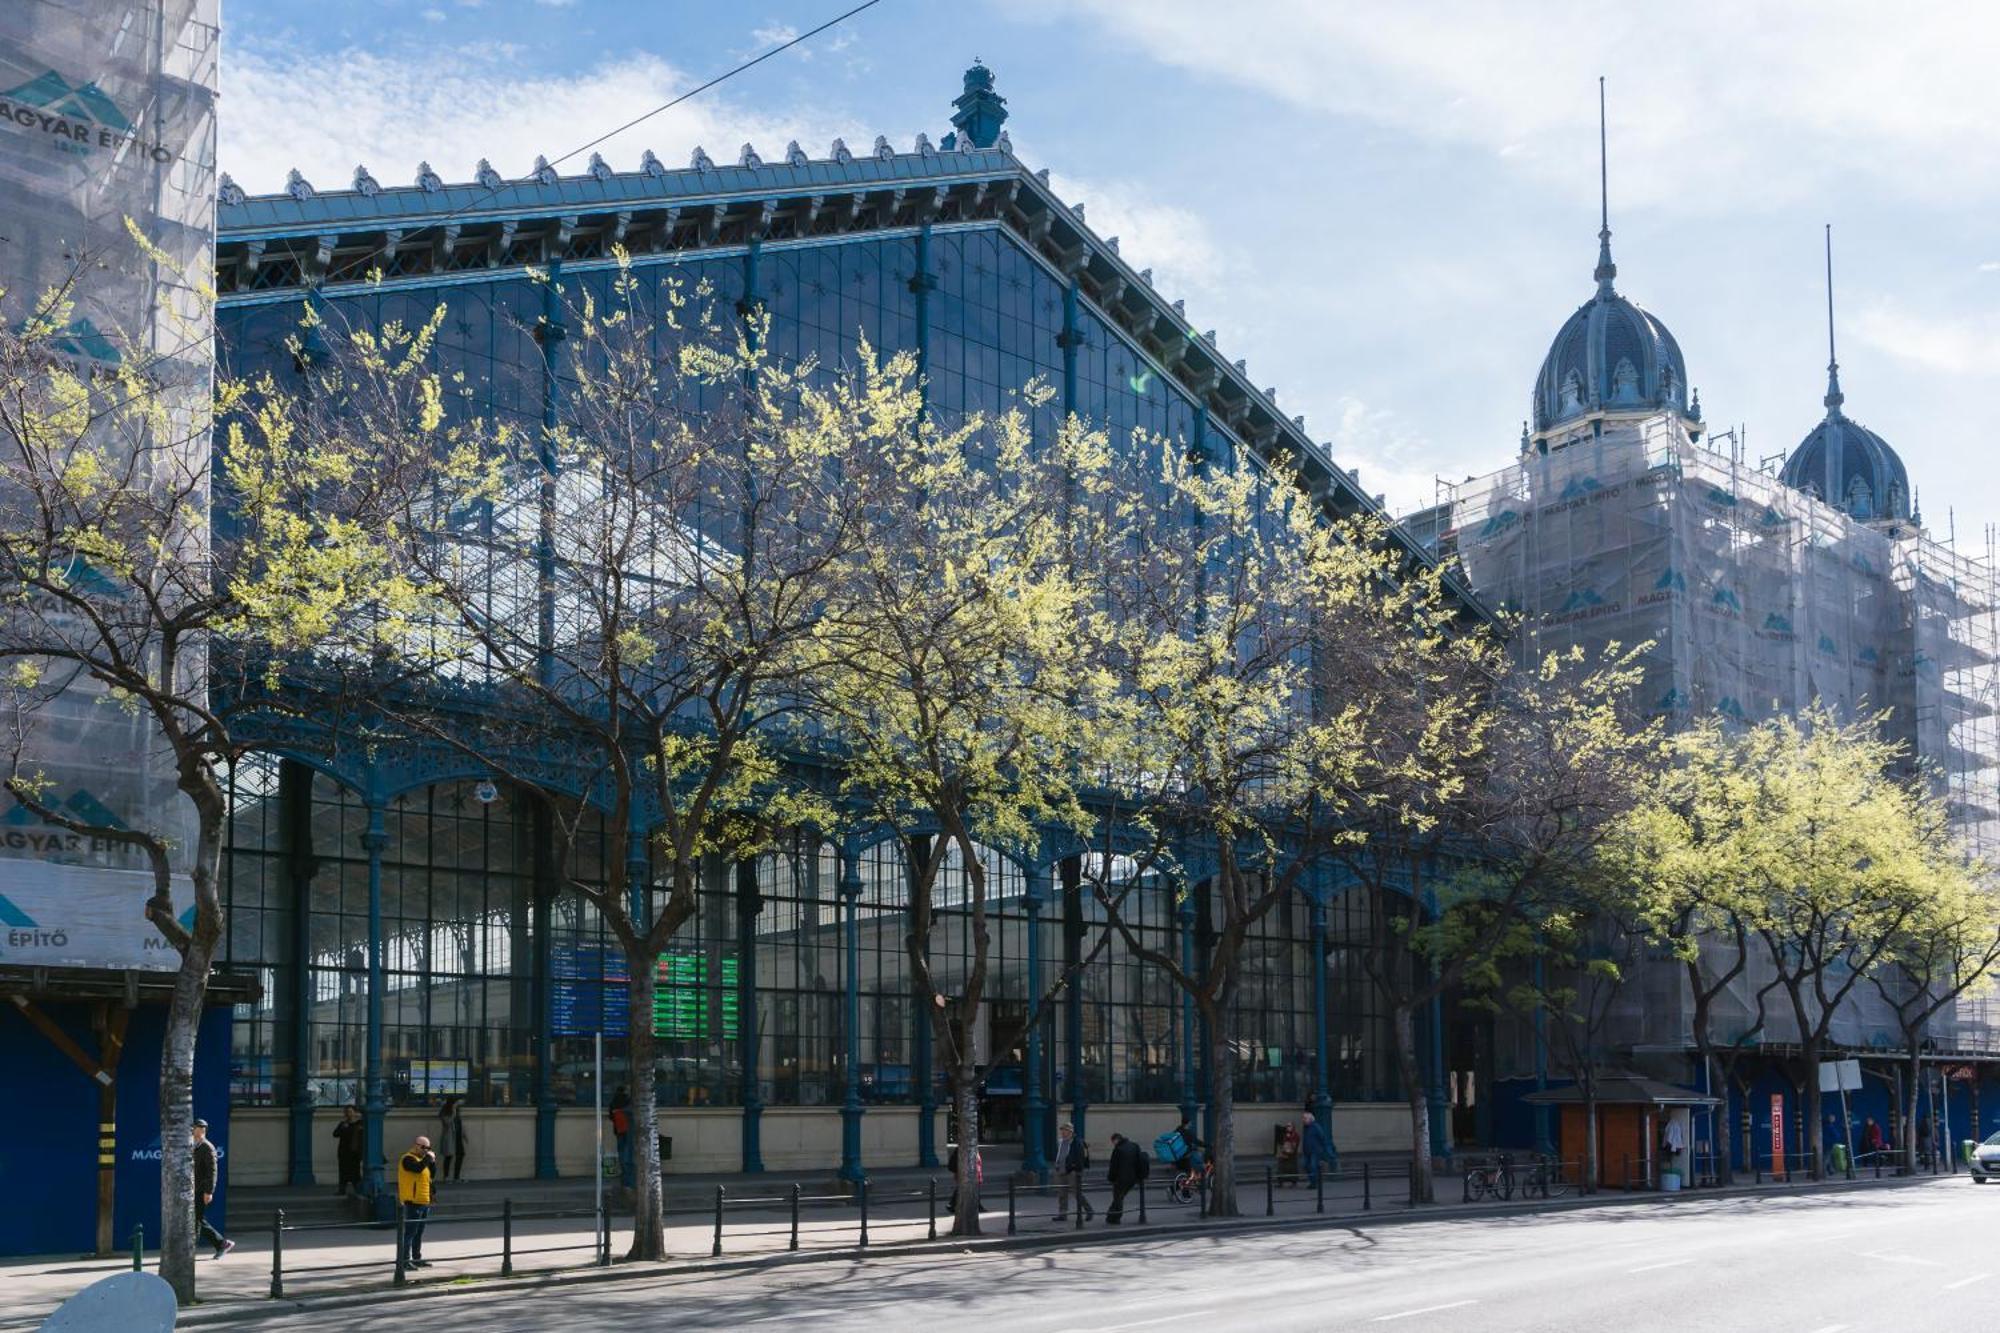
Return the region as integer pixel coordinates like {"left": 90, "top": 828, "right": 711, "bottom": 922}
{"left": 873, "top": 134, "right": 895, "bottom": 160}
{"left": 786, "top": 140, "right": 809, "bottom": 167}
{"left": 640, "top": 149, "right": 667, "bottom": 178}
{"left": 915, "top": 132, "right": 936, "bottom": 156}
{"left": 531, "top": 155, "right": 559, "bottom": 185}
{"left": 831, "top": 137, "right": 853, "bottom": 164}
{"left": 739, "top": 143, "right": 762, "bottom": 168}
{"left": 691, "top": 146, "right": 716, "bottom": 172}
{"left": 1594, "top": 76, "right": 1616, "bottom": 296}
{"left": 416, "top": 161, "right": 444, "bottom": 192}
{"left": 996, "top": 129, "right": 1013, "bottom": 156}
{"left": 588, "top": 151, "right": 614, "bottom": 181}
{"left": 475, "top": 158, "right": 504, "bottom": 189}
{"left": 1822, "top": 223, "right": 1845, "bottom": 418}
{"left": 285, "top": 168, "right": 314, "bottom": 200}
{"left": 218, "top": 172, "right": 245, "bottom": 206}
{"left": 352, "top": 164, "right": 380, "bottom": 196}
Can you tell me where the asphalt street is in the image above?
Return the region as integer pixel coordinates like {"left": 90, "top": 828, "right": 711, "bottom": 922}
{"left": 209, "top": 1177, "right": 1997, "bottom": 1332}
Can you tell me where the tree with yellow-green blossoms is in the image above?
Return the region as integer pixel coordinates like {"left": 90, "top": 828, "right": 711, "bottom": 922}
{"left": 0, "top": 255, "right": 427, "bottom": 1301}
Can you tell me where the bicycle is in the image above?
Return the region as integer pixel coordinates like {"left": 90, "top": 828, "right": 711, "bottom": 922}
{"left": 1169, "top": 1157, "right": 1215, "bottom": 1205}
{"left": 1465, "top": 1154, "right": 1516, "bottom": 1201}
{"left": 1527, "top": 1153, "right": 1570, "bottom": 1199}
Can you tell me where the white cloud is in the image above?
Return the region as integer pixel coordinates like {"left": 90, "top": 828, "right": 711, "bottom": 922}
{"left": 1853, "top": 303, "right": 2000, "bottom": 377}
{"left": 534, "top": 0, "right": 579, "bottom": 8}
{"left": 1051, "top": 0, "right": 2000, "bottom": 215}
{"left": 421, "top": 8, "right": 445, "bottom": 21}
{"left": 220, "top": 45, "right": 855, "bottom": 194}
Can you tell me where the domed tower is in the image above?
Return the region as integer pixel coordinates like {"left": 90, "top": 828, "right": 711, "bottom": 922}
{"left": 1780, "top": 226, "right": 1918, "bottom": 534}
{"left": 1527, "top": 81, "right": 1702, "bottom": 453}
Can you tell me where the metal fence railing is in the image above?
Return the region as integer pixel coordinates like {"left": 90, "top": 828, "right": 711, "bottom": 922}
{"left": 263, "top": 1199, "right": 611, "bottom": 1298}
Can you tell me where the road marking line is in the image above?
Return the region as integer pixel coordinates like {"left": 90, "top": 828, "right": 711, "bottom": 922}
{"left": 1053, "top": 1316, "right": 1204, "bottom": 1333}
{"left": 1806, "top": 1325, "right": 1848, "bottom": 1333}
{"left": 1373, "top": 1300, "right": 1477, "bottom": 1322}
{"left": 1944, "top": 1273, "right": 1992, "bottom": 1291}
{"left": 1861, "top": 1251, "right": 1945, "bottom": 1268}
{"left": 1627, "top": 1259, "right": 1694, "bottom": 1273}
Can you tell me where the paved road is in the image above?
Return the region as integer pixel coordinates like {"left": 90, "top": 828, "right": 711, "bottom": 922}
{"left": 212, "top": 1178, "right": 1999, "bottom": 1331}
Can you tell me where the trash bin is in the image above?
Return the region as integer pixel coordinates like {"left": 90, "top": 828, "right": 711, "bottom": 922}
{"left": 1963, "top": 1139, "right": 1977, "bottom": 1167}
{"left": 1660, "top": 1170, "right": 1682, "bottom": 1192}
{"left": 1830, "top": 1143, "right": 1849, "bottom": 1174}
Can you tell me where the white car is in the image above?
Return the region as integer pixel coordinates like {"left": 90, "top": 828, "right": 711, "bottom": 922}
{"left": 1971, "top": 1131, "right": 2000, "bottom": 1182}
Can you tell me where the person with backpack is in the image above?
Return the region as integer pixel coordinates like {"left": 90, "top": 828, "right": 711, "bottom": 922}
{"left": 1053, "top": 1121, "right": 1094, "bottom": 1221}
{"left": 1105, "top": 1132, "right": 1149, "bottom": 1224}
{"left": 1301, "top": 1110, "right": 1336, "bottom": 1187}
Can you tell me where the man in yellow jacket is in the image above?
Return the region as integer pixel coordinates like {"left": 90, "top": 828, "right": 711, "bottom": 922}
{"left": 397, "top": 1134, "right": 439, "bottom": 1269}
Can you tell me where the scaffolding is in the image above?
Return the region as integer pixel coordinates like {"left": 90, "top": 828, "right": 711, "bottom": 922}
{"left": 1411, "top": 414, "right": 2000, "bottom": 1068}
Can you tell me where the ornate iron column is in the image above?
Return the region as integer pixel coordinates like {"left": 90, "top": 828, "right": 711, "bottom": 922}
{"left": 1020, "top": 863, "right": 1050, "bottom": 1179}
{"left": 1426, "top": 887, "right": 1450, "bottom": 1163}
{"left": 1061, "top": 855, "right": 1086, "bottom": 1145}
{"left": 1177, "top": 876, "right": 1199, "bottom": 1130}
{"left": 1533, "top": 950, "right": 1553, "bottom": 1155}
{"left": 362, "top": 795, "right": 392, "bottom": 1220}
{"left": 737, "top": 857, "right": 765, "bottom": 1172}
{"left": 910, "top": 836, "right": 939, "bottom": 1168}
{"left": 1311, "top": 898, "right": 1335, "bottom": 1133}
{"left": 837, "top": 836, "right": 866, "bottom": 1184}
{"left": 530, "top": 801, "right": 557, "bottom": 1179}
{"left": 281, "top": 761, "right": 316, "bottom": 1185}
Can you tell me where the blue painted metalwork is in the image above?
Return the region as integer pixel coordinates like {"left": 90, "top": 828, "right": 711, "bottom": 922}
{"left": 910, "top": 842, "right": 939, "bottom": 1169}
{"left": 531, "top": 803, "right": 558, "bottom": 1179}
{"left": 1533, "top": 949, "right": 1553, "bottom": 1155}
{"left": 282, "top": 761, "right": 316, "bottom": 1185}
{"left": 949, "top": 62, "right": 1009, "bottom": 150}
{"left": 1021, "top": 864, "right": 1049, "bottom": 1179}
{"left": 837, "top": 836, "right": 866, "bottom": 1184}
{"left": 1176, "top": 880, "right": 1198, "bottom": 1129}
{"left": 1061, "top": 856, "right": 1087, "bottom": 1146}
{"left": 737, "top": 858, "right": 765, "bottom": 1173}
{"left": 1310, "top": 898, "right": 1334, "bottom": 1134}
{"left": 362, "top": 799, "right": 392, "bottom": 1220}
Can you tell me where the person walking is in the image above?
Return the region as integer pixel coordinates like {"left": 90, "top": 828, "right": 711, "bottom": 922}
{"left": 1053, "top": 1122, "right": 1094, "bottom": 1221}
{"left": 1105, "top": 1132, "right": 1148, "bottom": 1224}
{"left": 437, "top": 1096, "right": 468, "bottom": 1181}
{"left": 1300, "top": 1110, "right": 1336, "bottom": 1188}
{"left": 609, "top": 1085, "right": 633, "bottom": 1189}
{"left": 332, "top": 1104, "right": 364, "bottom": 1197}
{"left": 191, "top": 1118, "right": 234, "bottom": 1259}
{"left": 397, "top": 1134, "right": 440, "bottom": 1269}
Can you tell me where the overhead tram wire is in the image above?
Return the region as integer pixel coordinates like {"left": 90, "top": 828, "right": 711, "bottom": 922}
{"left": 282, "top": 0, "right": 889, "bottom": 286}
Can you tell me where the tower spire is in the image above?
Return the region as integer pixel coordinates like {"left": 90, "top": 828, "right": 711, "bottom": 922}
{"left": 1594, "top": 76, "right": 1616, "bottom": 295}
{"left": 1823, "top": 223, "right": 1844, "bottom": 417}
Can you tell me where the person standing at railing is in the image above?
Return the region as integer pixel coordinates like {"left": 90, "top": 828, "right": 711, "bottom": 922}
{"left": 1104, "top": 1133, "right": 1148, "bottom": 1224}
{"left": 1053, "top": 1122, "right": 1095, "bottom": 1222}
{"left": 333, "top": 1104, "right": 364, "bottom": 1197}
{"left": 398, "top": 1135, "right": 439, "bottom": 1269}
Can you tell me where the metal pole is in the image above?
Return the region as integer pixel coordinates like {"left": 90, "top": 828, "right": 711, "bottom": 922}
{"left": 269, "top": 1212, "right": 283, "bottom": 1298}
{"left": 130, "top": 1224, "right": 143, "bottom": 1273}
{"left": 1361, "top": 1161, "right": 1369, "bottom": 1211}
{"left": 1022, "top": 869, "right": 1049, "bottom": 1180}
{"left": 928, "top": 1177, "right": 938, "bottom": 1240}
{"left": 790, "top": 1182, "right": 800, "bottom": 1251}
{"left": 1007, "top": 1177, "right": 1016, "bottom": 1235}
{"left": 1137, "top": 1175, "right": 1147, "bottom": 1225}
{"left": 593, "top": 1032, "right": 603, "bottom": 1246}
{"left": 1266, "top": 1165, "right": 1274, "bottom": 1217}
{"left": 837, "top": 839, "right": 865, "bottom": 1184}
{"left": 364, "top": 800, "right": 392, "bottom": 1221}
{"left": 712, "top": 1186, "right": 724, "bottom": 1257}
{"left": 858, "top": 1178, "right": 869, "bottom": 1248}
{"left": 394, "top": 1201, "right": 407, "bottom": 1285}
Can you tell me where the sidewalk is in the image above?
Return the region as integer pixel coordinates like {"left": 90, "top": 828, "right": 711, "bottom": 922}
{"left": 0, "top": 1159, "right": 1951, "bottom": 1330}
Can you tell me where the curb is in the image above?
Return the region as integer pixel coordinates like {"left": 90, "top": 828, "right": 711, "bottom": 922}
{"left": 144, "top": 1170, "right": 1955, "bottom": 1327}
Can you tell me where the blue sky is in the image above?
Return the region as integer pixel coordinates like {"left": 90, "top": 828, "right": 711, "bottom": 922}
{"left": 222, "top": 0, "right": 2000, "bottom": 538}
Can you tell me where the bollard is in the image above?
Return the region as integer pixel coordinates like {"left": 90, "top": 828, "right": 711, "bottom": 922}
{"left": 712, "top": 1185, "right": 724, "bottom": 1258}
{"left": 1362, "top": 1161, "right": 1370, "bottom": 1212}
{"left": 1318, "top": 1164, "right": 1326, "bottom": 1214}
{"left": 131, "top": 1223, "right": 144, "bottom": 1274}
{"left": 1074, "top": 1184, "right": 1083, "bottom": 1231}
{"left": 1138, "top": 1175, "right": 1147, "bottom": 1226}
{"left": 395, "top": 1202, "right": 407, "bottom": 1286}
{"left": 858, "top": 1178, "right": 869, "bottom": 1248}
{"left": 1007, "top": 1177, "right": 1016, "bottom": 1235}
{"left": 928, "top": 1176, "right": 938, "bottom": 1240}
{"left": 502, "top": 1198, "right": 514, "bottom": 1277}
{"left": 597, "top": 1196, "right": 611, "bottom": 1266}
{"left": 1874, "top": 1156, "right": 1882, "bottom": 1180}
{"left": 1266, "top": 1165, "right": 1275, "bottom": 1217}
{"left": 1462, "top": 1166, "right": 1471, "bottom": 1204}
{"left": 269, "top": 1211, "right": 283, "bottom": 1299}
{"left": 1198, "top": 1169, "right": 1209, "bottom": 1220}
{"left": 790, "top": 1182, "right": 801, "bottom": 1251}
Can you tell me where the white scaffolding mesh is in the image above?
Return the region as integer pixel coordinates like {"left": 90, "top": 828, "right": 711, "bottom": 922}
{"left": 1411, "top": 415, "right": 2000, "bottom": 1070}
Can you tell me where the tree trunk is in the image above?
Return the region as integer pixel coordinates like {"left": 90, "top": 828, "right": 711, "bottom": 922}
{"left": 1391, "top": 1003, "right": 1433, "bottom": 1204}
{"left": 626, "top": 955, "right": 666, "bottom": 1260}
{"left": 158, "top": 821, "right": 223, "bottom": 1303}
{"left": 1906, "top": 1047, "right": 1924, "bottom": 1174}
{"left": 950, "top": 1072, "right": 981, "bottom": 1236}
{"left": 1801, "top": 1041, "right": 1825, "bottom": 1181}
{"left": 1582, "top": 1081, "right": 1600, "bottom": 1193}
{"left": 1202, "top": 998, "right": 1238, "bottom": 1217}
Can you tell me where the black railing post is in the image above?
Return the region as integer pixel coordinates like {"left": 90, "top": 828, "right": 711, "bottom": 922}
{"left": 858, "top": 1178, "right": 869, "bottom": 1248}
{"left": 395, "top": 1202, "right": 407, "bottom": 1286}
{"left": 502, "top": 1198, "right": 514, "bottom": 1277}
{"left": 1138, "top": 1175, "right": 1147, "bottom": 1226}
{"left": 712, "top": 1185, "right": 724, "bottom": 1257}
{"left": 1361, "top": 1161, "right": 1370, "bottom": 1212}
{"left": 790, "top": 1182, "right": 801, "bottom": 1251}
{"left": 597, "top": 1196, "right": 610, "bottom": 1266}
{"left": 928, "top": 1176, "right": 938, "bottom": 1240}
{"left": 130, "top": 1224, "right": 143, "bottom": 1274}
{"left": 1074, "top": 1182, "right": 1083, "bottom": 1231}
{"left": 1198, "top": 1170, "right": 1209, "bottom": 1219}
{"left": 269, "top": 1211, "right": 283, "bottom": 1299}
{"left": 1007, "top": 1177, "right": 1016, "bottom": 1235}
{"left": 1266, "top": 1165, "right": 1274, "bottom": 1216}
{"left": 1462, "top": 1165, "right": 1471, "bottom": 1204}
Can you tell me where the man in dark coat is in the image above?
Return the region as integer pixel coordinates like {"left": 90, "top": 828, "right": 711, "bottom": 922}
{"left": 192, "top": 1118, "right": 233, "bottom": 1258}
{"left": 1105, "top": 1132, "right": 1148, "bottom": 1224}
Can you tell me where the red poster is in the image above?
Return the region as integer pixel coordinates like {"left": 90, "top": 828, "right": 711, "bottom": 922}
{"left": 1770, "top": 1093, "right": 1786, "bottom": 1180}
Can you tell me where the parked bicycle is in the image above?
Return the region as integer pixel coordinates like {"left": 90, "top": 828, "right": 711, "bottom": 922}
{"left": 1465, "top": 1154, "right": 1516, "bottom": 1201}
{"left": 1526, "top": 1153, "right": 1570, "bottom": 1199}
